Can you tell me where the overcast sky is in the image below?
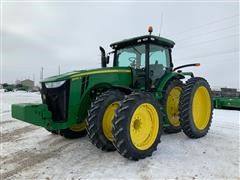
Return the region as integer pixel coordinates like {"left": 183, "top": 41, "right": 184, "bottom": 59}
{"left": 1, "top": 1, "right": 239, "bottom": 88}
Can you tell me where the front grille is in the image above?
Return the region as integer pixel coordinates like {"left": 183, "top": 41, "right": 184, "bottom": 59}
{"left": 41, "top": 80, "right": 70, "bottom": 122}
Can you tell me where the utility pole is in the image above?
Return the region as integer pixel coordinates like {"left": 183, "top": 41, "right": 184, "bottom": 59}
{"left": 58, "top": 65, "right": 61, "bottom": 75}
{"left": 33, "top": 74, "right": 35, "bottom": 86}
{"left": 40, "top": 67, "right": 44, "bottom": 81}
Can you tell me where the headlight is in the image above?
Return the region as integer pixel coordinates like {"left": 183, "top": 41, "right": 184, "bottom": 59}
{"left": 45, "top": 80, "right": 66, "bottom": 88}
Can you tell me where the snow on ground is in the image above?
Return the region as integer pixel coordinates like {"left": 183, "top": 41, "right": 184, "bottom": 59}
{"left": 0, "top": 91, "right": 239, "bottom": 179}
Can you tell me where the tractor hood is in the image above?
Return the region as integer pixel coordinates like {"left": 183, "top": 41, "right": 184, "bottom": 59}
{"left": 41, "top": 67, "right": 132, "bottom": 83}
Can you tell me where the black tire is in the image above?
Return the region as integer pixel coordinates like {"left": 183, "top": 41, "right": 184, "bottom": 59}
{"left": 46, "top": 124, "right": 86, "bottom": 138}
{"left": 60, "top": 128, "right": 87, "bottom": 139}
{"left": 59, "top": 121, "right": 87, "bottom": 139}
{"left": 179, "top": 77, "right": 213, "bottom": 138}
{"left": 46, "top": 129, "right": 59, "bottom": 135}
{"left": 112, "top": 92, "right": 163, "bottom": 160}
{"left": 162, "top": 79, "right": 184, "bottom": 134}
{"left": 86, "top": 90, "right": 124, "bottom": 151}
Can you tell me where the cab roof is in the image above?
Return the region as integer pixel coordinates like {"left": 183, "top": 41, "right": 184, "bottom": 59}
{"left": 110, "top": 35, "right": 175, "bottom": 49}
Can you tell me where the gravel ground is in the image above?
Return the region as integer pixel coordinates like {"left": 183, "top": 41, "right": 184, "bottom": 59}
{"left": 0, "top": 91, "right": 239, "bottom": 179}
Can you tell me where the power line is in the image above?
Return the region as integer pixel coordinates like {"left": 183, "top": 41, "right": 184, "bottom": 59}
{"left": 175, "top": 49, "right": 239, "bottom": 61}
{"left": 176, "top": 24, "right": 239, "bottom": 42}
{"left": 169, "top": 14, "right": 239, "bottom": 37}
{"left": 175, "top": 33, "right": 239, "bottom": 49}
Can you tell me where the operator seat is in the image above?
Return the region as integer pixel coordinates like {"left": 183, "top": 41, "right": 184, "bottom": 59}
{"left": 149, "top": 61, "right": 165, "bottom": 82}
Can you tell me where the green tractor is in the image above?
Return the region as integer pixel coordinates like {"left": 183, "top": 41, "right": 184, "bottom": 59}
{"left": 12, "top": 27, "right": 213, "bottom": 160}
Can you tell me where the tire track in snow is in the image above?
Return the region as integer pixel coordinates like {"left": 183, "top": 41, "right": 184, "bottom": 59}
{"left": 1, "top": 125, "right": 39, "bottom": 143}
{"left": 0, "top": 120, "right": 15, "bottom": 125}
{"left": 0, "top": 110, "right": 10, "bottom": 115}
{"left": 1, "top": 137, "right": 75, "bottom": 179}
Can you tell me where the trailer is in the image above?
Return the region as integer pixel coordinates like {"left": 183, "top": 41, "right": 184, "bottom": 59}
{"left": 213, "top": 88, "right": 240, "bottom": 110}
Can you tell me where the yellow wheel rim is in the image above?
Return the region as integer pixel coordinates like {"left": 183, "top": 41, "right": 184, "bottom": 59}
{"left": 130, "top": 103, "right": 159, "bottom": 150}
{"left": 102, "top": 101, "right": 119, "bottom": 141}
{"left": 192, "top": 86, "right": 211, "bottom": 130}
{"left": 69, "top": 121, "right": 86, "bottom": 132}
{"left": 166, "top": 87, "right": 182, "bottom": 127}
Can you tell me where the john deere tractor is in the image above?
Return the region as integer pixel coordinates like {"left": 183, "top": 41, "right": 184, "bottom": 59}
{"left": 12, "top": 27, "right": 213, "bottom": 160}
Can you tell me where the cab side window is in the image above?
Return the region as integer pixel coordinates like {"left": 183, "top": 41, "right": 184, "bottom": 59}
{"left": 149, "top": 45, "right": 170, "bottom": 82}
{"left": 149, "top": 45, "right": 170, "bottom": 68}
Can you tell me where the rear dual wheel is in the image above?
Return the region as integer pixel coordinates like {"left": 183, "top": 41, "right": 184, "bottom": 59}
{"left": 180, "top": 77, "right": 213, "bottom": 138}
{"left": 162, "top": 79, "right": 183, "bottom": 133}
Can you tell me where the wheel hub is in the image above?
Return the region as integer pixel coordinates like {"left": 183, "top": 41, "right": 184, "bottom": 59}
{"left": 132, "top": 118, "right": 142, "bottom": 131}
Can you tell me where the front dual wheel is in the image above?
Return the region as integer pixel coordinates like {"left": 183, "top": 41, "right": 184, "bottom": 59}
{"left": 60, "top": 121, "right": 87, "bottom": 139}
{"left": 46, "top": 121, "right": 87, "bottom": 139}
{"left": 86, "top": 90, "right": 124, "bottom": 151}
{"left": 86, "top": 90, "right": 162, "bottom": 160}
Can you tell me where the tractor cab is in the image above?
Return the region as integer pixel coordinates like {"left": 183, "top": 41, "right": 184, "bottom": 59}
{"left": 101, "top": 28, "right": 175, "bottom": 90}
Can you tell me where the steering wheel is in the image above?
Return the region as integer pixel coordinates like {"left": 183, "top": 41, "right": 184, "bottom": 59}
{"left": 128, "top": 57, "right": 136, "bottom": 63}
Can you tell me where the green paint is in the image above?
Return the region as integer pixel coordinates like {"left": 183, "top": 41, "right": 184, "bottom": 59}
{"left": 12, "top": 103, "right": 52, "bottom": 127}
{"left": 155, "top": 71, "right": 186, "bottom": 99}
{"left": 214, "top": 97, "right": 240, "bottom": 109}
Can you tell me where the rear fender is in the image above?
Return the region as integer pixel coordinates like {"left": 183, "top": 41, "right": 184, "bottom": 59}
{"left": 155, "top": 72, "right": 185, "bottom": 100}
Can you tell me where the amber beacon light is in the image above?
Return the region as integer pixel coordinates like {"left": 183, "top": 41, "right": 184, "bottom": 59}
{"left": 148, "top": 26, "right": 153, "bottom": 35}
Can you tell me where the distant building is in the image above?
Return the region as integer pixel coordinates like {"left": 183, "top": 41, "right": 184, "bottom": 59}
{"left": 15, "top": 80, "right": 21, "bottom": 85}
{"left": 21, "top": 79, "right": 34, "bottom": 88}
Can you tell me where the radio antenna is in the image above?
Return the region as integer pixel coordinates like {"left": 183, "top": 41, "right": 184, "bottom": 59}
{"left": 159, "top": 13, "right": 163, "bottom": 36}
